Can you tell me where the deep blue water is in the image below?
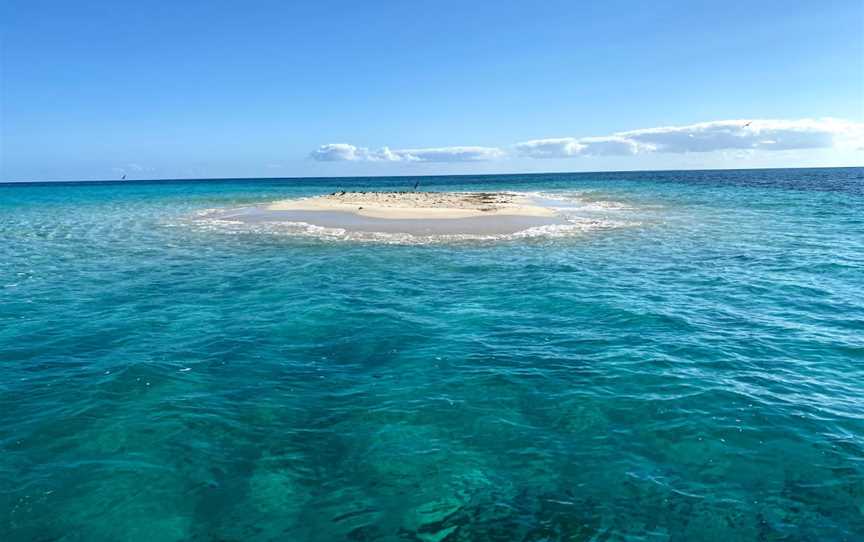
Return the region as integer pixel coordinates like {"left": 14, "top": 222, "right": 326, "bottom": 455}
{"left": 1, "top": 168, "right": 863, "bottom": 541}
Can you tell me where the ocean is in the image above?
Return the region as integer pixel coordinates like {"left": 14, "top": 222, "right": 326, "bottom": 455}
{"left": 1, "top": 168, "right": 863, "bottom": 541}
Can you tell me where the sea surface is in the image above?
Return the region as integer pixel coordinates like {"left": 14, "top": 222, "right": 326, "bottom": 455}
{"left": 1, "top": 168, "right": 863, "bottom": 541}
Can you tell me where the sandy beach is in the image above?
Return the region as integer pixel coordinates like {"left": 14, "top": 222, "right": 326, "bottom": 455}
{"left": 267, "top": 191, "right": 558, "bottom": 219}
{"left": 200, "top": 191, "right": 568, "bottom": 236}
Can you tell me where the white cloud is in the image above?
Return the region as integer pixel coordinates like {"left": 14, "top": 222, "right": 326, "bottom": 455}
{"left": 310, "top": 143, "right": 370, "bottom": 161}
{"left": 311, "top": 143, "right": 504, "bottom": 162}
{"left": 395, "top": 146, "right": 505, "bottom": 162}
{"left": 514, "top": 118, "right": 863, "bottom": 158}
{"left": 509, "top": 138, "right": 583, "bottom": 158}
{"left": 577, "top": 136, "right": 646, "bottom": 156}
{"left": 513, "top": 136, "right": 645, "bottom": 158}
{"left": 621, "top": 119, "right": 859, "bottom": 152}
{"left": 311, "top": 118, "right": 863, "bottom": 163}
{"left": 310, "top": 144, "right": 504, "bottom": 162}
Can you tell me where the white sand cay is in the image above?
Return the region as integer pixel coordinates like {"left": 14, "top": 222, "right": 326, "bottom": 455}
{"left": 267, "top": 191, "right": 558, "bottom": 219}
{"left": 201, "top": 191, "right": 573, "bottom": 237}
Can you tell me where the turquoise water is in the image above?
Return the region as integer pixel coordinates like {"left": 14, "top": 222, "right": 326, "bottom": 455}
{"left": 2, "top": 168, "right": 863, "bottom": 541}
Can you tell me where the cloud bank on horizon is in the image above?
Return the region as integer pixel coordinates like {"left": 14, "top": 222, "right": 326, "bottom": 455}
{"left": 310, "top": 144, "right": 504, "bottom": 163}
{"left": 311, "top": 118, "right": 863, "bottom": 163}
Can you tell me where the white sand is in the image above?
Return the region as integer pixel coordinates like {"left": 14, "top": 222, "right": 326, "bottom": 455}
{"left": 267, "top": 191, "right": 557, "bottom": 220}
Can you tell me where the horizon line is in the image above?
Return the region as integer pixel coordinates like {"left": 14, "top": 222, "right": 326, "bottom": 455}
{"left": 2, "top": 164, "right": 862, "bottom": 186}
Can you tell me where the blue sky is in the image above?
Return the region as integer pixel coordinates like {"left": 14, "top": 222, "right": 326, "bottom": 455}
{"left": 2, "top": 0, "right": 862, "bottom": 181}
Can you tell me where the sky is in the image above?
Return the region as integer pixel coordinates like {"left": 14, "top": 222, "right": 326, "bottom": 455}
{"left": 1, "top": 0, "right": 863, "bottom": 181}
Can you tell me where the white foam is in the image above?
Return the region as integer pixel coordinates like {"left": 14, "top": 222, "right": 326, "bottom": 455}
{"left": 525, "top": 190, "right": 636, "bottom": 211}
{"left": 177, "top": 214, "right": 638, "bottom": 245}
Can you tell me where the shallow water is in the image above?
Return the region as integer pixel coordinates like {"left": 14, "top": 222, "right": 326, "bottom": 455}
{"left": 1, "top": 168, "right": 863, "bottom": 541}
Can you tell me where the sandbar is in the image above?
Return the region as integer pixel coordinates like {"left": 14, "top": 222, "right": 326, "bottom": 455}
{"left": 205, "top": 191, "right": 568, "bottom": 236}
{"left": 267, "top": 191, "right": 557, "bottom": 219}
